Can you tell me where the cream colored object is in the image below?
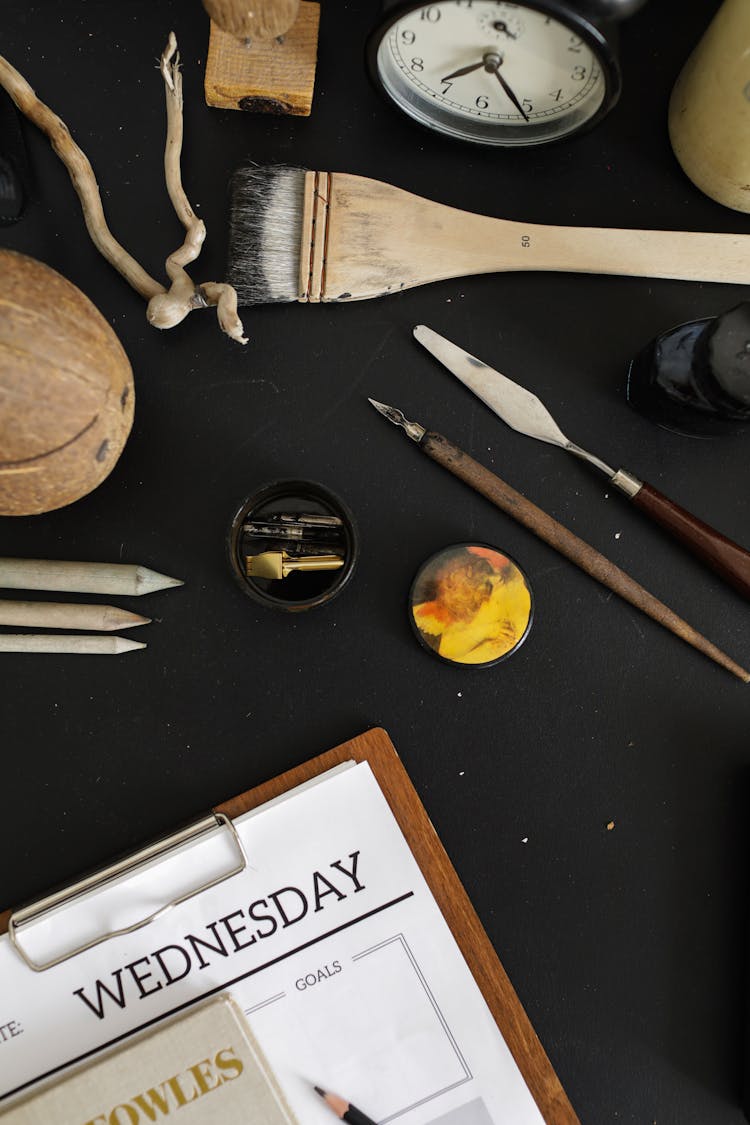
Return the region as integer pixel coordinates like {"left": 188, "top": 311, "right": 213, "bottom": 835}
{"left": 0, "top": 996, "right": 298, "bottom": 1124}
{"left": 0, "top": 600, "right": 150, "bottom": 631}
{"left": 0, "top": 558, "right": 183, "bottom": 596}
{"left": 669, "top": 0, "right": 750, "bottom": 213}
{"left": 0, "top": 635, "right": 145, "bottom": 654}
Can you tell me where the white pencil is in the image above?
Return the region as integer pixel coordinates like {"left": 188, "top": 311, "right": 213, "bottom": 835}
{"left": 0, "top": 634, "right": 146, "bottom": 654}
{"left": 0, "top": 559, "right": 183, "bottom": 596}
{"left": 0, "top": 601, "right": 151, "bottom": 632}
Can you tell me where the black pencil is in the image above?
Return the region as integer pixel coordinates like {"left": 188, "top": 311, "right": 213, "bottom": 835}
{"left": 314, "top": 1085, "right": 377, "bottom": 1125}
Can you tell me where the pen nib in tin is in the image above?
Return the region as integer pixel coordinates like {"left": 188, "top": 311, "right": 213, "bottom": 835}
{"left": 245, "top": 551, "right": 344, "bottom": 581}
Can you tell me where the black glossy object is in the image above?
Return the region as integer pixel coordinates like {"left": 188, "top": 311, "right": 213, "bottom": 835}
{"left": 627, "top": 302, "right": 750, "bottom": 437}
{"left": 0, "top": 91, "right": 27, "bottom": 225}
{"left": 227, "top": 480, "right": 359, "bottom": 612}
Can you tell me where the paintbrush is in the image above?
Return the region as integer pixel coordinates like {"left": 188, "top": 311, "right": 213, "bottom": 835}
{"left": 227, "top": 167, "right": 750, "bottom": 304}
{"left": 368, "top": 397, "right": 749, "bottom": 684}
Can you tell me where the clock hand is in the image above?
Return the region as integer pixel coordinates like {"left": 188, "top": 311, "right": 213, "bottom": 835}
{"left": 440, "top": 60, "right": 484, "bottom": 82}
{"left": 441, "top": 52, "right": 529, "bottom": 122}
{"left": 492, "top": 64, "right": 529, "bottom": 121}
{"left": 492, "top": 20, "right": 518, "bottom": 39}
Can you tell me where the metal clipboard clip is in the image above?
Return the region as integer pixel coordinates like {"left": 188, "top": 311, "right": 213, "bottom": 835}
{"left": 8, "top": 812, "right": 247, "bottom": 972}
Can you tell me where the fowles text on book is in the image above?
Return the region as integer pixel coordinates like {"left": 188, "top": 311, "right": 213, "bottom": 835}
{"left": 81, "top": 1045, "right": 242, "bottom": 1125}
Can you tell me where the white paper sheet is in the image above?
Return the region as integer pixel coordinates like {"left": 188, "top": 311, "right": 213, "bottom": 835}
{"left": 0, "top": 763, "right": 545, "bottom": 1124}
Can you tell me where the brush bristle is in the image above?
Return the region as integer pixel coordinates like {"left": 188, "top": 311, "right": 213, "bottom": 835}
{"left": 227, "top": 165, "right": 306, "bottom": 305}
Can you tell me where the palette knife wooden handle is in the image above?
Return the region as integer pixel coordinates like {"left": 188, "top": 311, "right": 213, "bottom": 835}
{"left": 628, "top": 480, "right": 750, "bottom": 599}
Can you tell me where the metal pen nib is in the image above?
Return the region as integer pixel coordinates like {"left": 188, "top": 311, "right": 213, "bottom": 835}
{"left": 367, "top": 398, "right": 426, "bottom": 442}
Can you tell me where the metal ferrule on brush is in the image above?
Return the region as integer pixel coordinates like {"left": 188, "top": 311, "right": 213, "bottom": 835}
{"left": 300, "top": 171, "right": 331, "bottom": 302}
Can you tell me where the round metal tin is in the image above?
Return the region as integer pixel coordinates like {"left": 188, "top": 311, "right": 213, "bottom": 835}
{"left": 408, "top": 543, "right": 533, "bottom": 667}
{"left": 227, "top": 480, "right": 358, "bottom": 612}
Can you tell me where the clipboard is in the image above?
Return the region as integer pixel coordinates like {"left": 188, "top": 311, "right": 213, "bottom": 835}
{"left": 0, "top": 727, "right": 579, "bottom": 1125}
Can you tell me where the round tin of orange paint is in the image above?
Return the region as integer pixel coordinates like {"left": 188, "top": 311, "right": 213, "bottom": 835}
{"left": 408, "top": 543, "right": 533, "bottom": 668}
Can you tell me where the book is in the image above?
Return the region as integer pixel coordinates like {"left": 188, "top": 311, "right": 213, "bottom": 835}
{"left": 0, "top": 995, "right": 297, "bottom": 1124}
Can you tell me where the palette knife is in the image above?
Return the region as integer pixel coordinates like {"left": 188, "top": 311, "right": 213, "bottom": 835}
{"left": 413, "top": 325, "right": 750, "bottom": 600}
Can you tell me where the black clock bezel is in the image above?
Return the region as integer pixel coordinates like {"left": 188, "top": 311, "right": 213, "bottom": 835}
{"left": 365, "top": 0, "right": 622, "bottom": 147}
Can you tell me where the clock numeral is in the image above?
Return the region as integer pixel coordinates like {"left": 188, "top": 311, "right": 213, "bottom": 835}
{"left": 571, "top": 65, "right": 587, "bottom": 81}
{"left": 410, "top": 56, "right": 425, "bottom": 72}
{"left": 522, "top": 98, "right": 533, "bottom": 114}
{"left": 420, "top": 5, "right": 441, "bottom": 20}
{"left": 441, "top": 80, "right": 454, "bottom": 95}
{"left": 549, "top": 88, "right": 563, "bottom": 102}
{"left": 476, "top": 94, "right": 489, "bottom": 109}
{"left": 401, "top": 29, "right": 416, "bottom": 45}
{"left": 455, "top": 0, "right": 474, "bottom": 6}
{"left": 568, "top": 35, "right": 582, "bottom": 53}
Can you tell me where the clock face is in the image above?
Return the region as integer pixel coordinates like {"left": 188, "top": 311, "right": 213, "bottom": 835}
{"left": 373, "top": 1, "right": 612, "bottom": 145}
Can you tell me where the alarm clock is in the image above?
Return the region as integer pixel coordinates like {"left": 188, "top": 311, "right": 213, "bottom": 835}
{"left": 366, "top": 0, "right": 625, "bottom": 146}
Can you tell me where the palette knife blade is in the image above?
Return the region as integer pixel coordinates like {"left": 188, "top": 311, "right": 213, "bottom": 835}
{"left": 414, "top": 325, "right": 576, "bottom": 448}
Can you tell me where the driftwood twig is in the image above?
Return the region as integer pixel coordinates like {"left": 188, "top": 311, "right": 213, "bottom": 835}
{"left": 148, "top": 34, "right": 247, "bottom": 343}
{"left": 0, "top": 33, "right": 247, "bottom": 345}
{"left": 0, "top": 56, "right": 163, "bottom": 300}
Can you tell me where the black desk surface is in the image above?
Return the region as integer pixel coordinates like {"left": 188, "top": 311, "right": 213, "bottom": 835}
{"left": 1, "top": 1, "right": 748, "bottom": 1121}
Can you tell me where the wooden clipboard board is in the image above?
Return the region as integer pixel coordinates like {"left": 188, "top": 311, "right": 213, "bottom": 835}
{"left": 0, "top": 727, "right": 578, "bottom": 1125}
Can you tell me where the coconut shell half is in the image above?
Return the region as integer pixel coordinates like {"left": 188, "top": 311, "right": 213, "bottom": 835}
{"left": 0, "top": 249, "right": 134, "bottom": 515}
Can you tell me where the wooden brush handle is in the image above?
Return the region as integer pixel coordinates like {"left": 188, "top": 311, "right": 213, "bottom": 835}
{"left": 421, "top": 431, "right": 749, "bottom": 682}
{"left": 319, "top": 176, "right": 750, "bottom": 302}
{"left": 511, "top": 221, "right": 750, "bottom": 284}
{"left": 631, "top": 482, "right": 750, "bottom": 599}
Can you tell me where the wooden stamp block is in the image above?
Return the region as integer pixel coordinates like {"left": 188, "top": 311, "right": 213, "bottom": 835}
{"left": 204, "top": 2, "right": 320, "bottom": 116}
